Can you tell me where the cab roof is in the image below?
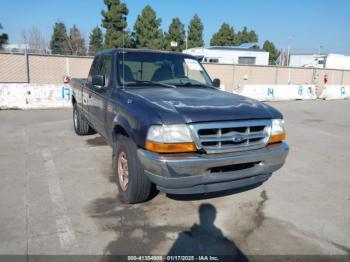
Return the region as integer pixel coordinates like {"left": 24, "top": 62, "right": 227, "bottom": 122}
{"left": 96, "top": 48, "right": 194, "bottom": 58}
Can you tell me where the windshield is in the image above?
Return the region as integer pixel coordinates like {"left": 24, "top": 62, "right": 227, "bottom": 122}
{"left": 118, "top": 51, "right": 213, "bottom": 88}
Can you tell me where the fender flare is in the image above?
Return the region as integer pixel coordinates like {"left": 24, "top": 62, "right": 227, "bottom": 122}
{"left": 112, "top": 113, "right": 135, "bottom": 143}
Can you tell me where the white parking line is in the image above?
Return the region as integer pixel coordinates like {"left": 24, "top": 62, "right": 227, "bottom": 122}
{"left": 42, "top": 149, "right": 77, "bottom": 250}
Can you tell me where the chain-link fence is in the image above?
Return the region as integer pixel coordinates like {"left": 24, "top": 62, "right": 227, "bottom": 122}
{"left": 0, "top": 51, "right": 93, "bottom": 84}
{"left": 0, "top": 53, "right": 28, "bottom": 82}
{"left": 203, "top": 63, "right": 350, "bottom": 95}
{"left": 1, "top": 51, "right": 350, "bottom": 91}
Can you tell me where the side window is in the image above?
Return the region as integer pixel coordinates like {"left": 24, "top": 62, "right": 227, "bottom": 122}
{"left": 100, "top": 55, "right": 111, "bottom": 86}
{"left": 88, "top": 56, "right": 102, "bottom": 82}
{"left": 238, "top": 57, "right": 256, "bottom": 65}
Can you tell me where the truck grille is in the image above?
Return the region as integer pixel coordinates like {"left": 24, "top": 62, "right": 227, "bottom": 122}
{"left": 189, "top": 120, "right": 272, "bottom": 154}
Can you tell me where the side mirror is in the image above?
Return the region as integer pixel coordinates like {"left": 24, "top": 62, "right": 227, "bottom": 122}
{"left": 92, "top": 75, "right": 105, "bottom": 88}
{"left": 212, "top": 78, "right": 221, "bottom": 88}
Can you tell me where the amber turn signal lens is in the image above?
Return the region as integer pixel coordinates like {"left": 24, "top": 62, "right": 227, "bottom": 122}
{"left": 268, "top": 133, "right": 286, "bottom": 144}
{"left": 146, "top": 140, "right": 197, "bottom": 153}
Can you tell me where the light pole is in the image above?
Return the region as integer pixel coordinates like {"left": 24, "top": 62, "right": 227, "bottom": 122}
{"left": 319, "top": 45, "right": 323, "bottom": 55}
{"left": 286, "top": 37, "right": 292, "bottom": 66}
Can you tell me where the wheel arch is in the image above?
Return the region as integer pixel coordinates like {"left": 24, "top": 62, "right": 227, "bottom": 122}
{"left": 112, "top": 115, "right": 134, "bottom": 145}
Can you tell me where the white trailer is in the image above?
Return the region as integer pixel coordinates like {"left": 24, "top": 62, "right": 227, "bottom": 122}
{"left": 289, "top": 53, "right": 350, "bottom": 70}
{"left": 183, "top": 45, "right": 270, "bottom": 66}
{"left": 289, "top": 54, "right": 326, "bottom": 68}
{"left": 326, "top": 54, "right": 350, "bottom": 70}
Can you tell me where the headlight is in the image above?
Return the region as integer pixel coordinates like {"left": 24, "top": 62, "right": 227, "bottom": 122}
{"left": 268, "top": 119, "right": 286, "bottom": 144}
{"left": 146, "top": 125, "right": 197, "bottom": 153}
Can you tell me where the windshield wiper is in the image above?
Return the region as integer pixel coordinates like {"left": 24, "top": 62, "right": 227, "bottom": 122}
{"left": 125, "top": 80, "right": 176, "bottom": 88}
{"left": 172, "top": 82, "right": 214, "bottom": 89}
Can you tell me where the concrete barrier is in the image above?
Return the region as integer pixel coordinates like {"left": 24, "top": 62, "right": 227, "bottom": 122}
{"left": 1, "top": 83, "right": 346, "bottom": 110}
{"left": 0, "top": 84, "right": 72, "bottom": 109}
{"left": 319, "top": 85, "right": 350, "bottom": 100}
{"left": 238, "top": 84, "right": 317, "bottom": 101}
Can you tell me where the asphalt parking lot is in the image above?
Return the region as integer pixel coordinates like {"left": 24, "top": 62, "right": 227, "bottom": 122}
{"left": 0, "top": 100, "right": 350, "bottom": 259}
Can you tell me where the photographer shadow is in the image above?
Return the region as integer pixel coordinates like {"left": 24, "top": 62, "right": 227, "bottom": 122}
{"left": 167, "top": 203, "right": 248, "bottom": 262}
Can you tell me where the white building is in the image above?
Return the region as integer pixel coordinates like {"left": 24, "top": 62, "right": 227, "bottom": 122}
{"left": 289, "top": 53, "right": 350, "bottom": 70}
{"left": 183, "top": 44, "right": 270, "bottom": 66}
{"left": 2, "top": 43, "right": 29, "bottom": 52}
{"left": 2, "top": 43, "right": 51, "bottom": 54}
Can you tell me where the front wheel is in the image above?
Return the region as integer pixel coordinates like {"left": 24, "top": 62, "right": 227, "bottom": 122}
{"left": 114, "top": 135, "right": 152, "bottom": 204}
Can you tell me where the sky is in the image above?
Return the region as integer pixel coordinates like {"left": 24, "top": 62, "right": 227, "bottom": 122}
{"left": 1, "top": 0, "right": 350, "bottom": 54}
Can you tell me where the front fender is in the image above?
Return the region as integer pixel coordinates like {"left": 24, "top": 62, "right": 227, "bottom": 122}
{"left": 111, "top": 111, "right": 151, "bottom": 148}
{"left": 110, "top": 90, "right": 164, "bottom": 148}
{"left": 112, "top": 113, "right": 135, "bottom": 142}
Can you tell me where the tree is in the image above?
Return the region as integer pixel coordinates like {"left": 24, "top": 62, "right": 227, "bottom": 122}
{"left": 101, "top": 0, "right": 131, "bottom": 48}
{"left": 89, "top": 26, "right": 103, "bottom": 55}
{"left": 69, "top": 25, "right": 86, "bottom": 56}
{"left": 235, "top": 27, "right": 258, "bottom": 46}
{"left": 263, "top": 40, "right": 279, "bottom": 65}
{"left": 210, "top": 23, "right": 235, "bottom": 46}
{"left": 236, "top": 27, "right": 247, "bottom": 45}
{"left": 165, "top": 18, "right": 185, "bottom": 51}
{"left": 187, "top": 14, "right": 204, "bottom": 49}
{"left": 133, "top": 5, "right": 164, "bottom": 50}
{"left": 0, "top": 23, "right": 9, "bottom": 49}
{"left": 248, "top": 30, "right": 258, "bottom": 43}
{"left": 21, "top": 26, "right": 48, "bottom": 51}
{"left": 50, "top": 22, "right": 70, "bottom": 55}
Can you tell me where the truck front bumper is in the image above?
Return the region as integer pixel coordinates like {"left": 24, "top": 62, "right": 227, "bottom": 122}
{"left": 137, "top": 142, "right": 289, "bottom": 194}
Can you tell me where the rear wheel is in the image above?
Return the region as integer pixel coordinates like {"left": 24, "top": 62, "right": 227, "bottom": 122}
{"left": 114, "top": 135, "right": 152, "bottom": 204}
{"left": 73, "top": 104, "right": 95, "bottom": 135}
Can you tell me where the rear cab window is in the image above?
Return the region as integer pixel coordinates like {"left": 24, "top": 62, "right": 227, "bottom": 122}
{"left": 117, "top": 51, "right": 212, "bottom": 87}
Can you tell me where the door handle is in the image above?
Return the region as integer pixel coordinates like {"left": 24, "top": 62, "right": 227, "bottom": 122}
{"left": 89, "top": 94, "right": 92, "bottom": 99}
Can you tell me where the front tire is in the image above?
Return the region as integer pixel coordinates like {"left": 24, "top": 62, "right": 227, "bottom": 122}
{"left": 114, "top": 135, "right": 152, "bottom": 204}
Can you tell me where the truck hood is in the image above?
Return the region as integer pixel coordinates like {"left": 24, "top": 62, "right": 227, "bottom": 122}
{"left": 125, "top": 87, "right": 282, "bottom": 124}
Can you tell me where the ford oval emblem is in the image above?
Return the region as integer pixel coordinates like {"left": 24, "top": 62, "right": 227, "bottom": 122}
{"left": 232, "top": 134, "right": 244, "bottom": 143}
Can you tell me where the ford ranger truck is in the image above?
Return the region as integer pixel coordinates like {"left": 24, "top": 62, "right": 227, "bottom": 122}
{"left": 71, "top": 49, "right": 289, "bottom": 204}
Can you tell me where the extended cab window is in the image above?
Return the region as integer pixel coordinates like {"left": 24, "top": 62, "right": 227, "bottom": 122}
{"left": 118, "top": 52, "right": 213, "bottom": 88}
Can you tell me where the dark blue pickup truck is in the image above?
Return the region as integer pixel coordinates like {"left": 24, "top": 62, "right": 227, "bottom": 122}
{"left": 71, "top": 48, "right": 289, "bottom": 203}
